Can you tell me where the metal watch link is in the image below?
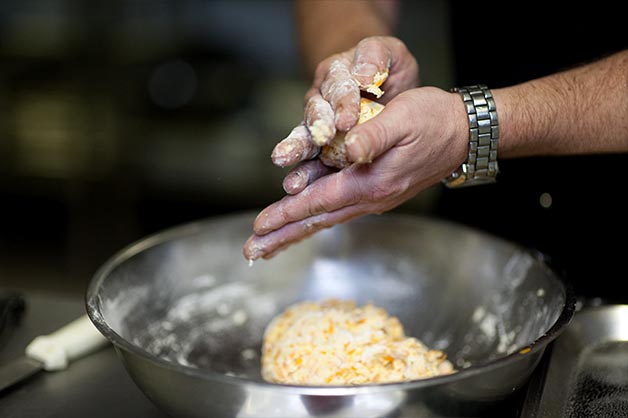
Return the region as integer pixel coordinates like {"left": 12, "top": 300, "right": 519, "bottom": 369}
{"left": 443, "top": 84, "right": 499, "bottom": 188}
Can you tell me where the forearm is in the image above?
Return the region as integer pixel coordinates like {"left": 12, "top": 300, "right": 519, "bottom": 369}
{"left": 295, "top": 0, "right": 398, "bottom": 77}
{"left": 493, "top": 49, "right": 628, "bottom": 158}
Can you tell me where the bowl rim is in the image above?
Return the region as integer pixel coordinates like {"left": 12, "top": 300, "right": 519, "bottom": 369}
{"left": 85, "top": 211, "right": 576, "bottom": 395}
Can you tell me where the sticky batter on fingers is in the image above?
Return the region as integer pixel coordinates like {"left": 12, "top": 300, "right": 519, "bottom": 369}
{"left": 305, "top": 95, "right": 336, "bottom": 146}
{"left": 243, "top": 215, "right": 326, "bottom": 261}
{"left": 320, "top": 58, "right": 361, "bottom": 131}
{"left": 272, "top": 124, "right": 320, "bottom": 168}
{"left": 320, "top": 58, "right": 354, "bottom": 103}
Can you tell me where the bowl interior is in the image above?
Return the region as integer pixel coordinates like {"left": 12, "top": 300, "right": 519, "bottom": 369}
{"left": 88, "top": 212, "right": 567, "bottom": 382}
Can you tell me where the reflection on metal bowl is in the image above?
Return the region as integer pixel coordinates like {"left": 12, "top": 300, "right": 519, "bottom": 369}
{"left": 86, "top": 211, "right": 575, "bottom": 417}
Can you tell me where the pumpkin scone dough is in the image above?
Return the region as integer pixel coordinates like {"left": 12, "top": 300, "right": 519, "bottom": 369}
{"left": 261, "top": 299, "right": 455, "bottom": 385}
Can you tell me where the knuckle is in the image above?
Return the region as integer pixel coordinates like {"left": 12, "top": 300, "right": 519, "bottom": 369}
{"left": 337, "top": 170, "right": 363, "bottom": 205}
{"left": 314, "top": 55, "right": 336, "bottom": 79}
{"left": 314, "top": 60, "right": 327, "bottom": 77}
{"left": 356, "top": 37, "right": 374, "bottom": 49}
{"left": 304, "top": 87, "right": 318, "bottom": 104}
{"left": 390, "top": 37, "right": 408, "bottom": 52}
{"left": 369, "top": 183, "right": 396, "bottom": 202}
{"left": 359, "top": 35, "right": 384, "bottom": 47}
{"left": 307, "top": 199, "right": 327, "bottom": 218}
{"left": 368, "top": 175, "right": 408, "bottom": 203}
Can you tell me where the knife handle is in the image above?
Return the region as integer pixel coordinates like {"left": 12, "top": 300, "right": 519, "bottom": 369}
{"left": 25, "top": 314, "right": 109, "bottom": 371}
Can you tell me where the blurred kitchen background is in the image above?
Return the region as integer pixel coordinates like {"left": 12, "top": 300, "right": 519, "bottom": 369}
{"left": 0, "top": 1, "right": 453, "bottom": 295}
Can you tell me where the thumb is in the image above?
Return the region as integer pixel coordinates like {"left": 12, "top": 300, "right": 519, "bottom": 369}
{"left": 344, "top": 104, "right": 407, "bottom": 164}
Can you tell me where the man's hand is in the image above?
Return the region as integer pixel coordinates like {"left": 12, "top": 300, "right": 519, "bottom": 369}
{"left": 243, "top": 87, "right": 469, "bottom": 260}
{"left": 243, "top": 36, "right": 427, "bottom": 261}
{"left": 271, "top": 36, "right": 419, "bottom": 172}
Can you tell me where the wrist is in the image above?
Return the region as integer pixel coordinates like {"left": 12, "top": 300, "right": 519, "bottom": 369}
{"left": 491, "top": 87, "right": 526, "bottom": 158}
{"left": 443, "top": 85, "right": 500, "bottom": 188}
{"left": 492, "top": 82, "right": 559, "bottom": 159}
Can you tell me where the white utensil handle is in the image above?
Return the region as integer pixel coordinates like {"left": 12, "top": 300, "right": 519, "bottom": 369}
{"left": 25, "top": 314, "right": 109, "bottom": 371}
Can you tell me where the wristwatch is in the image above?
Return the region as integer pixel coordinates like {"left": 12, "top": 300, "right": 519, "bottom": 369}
{"left": 443, "top": 84, "right": 499, "bottom": 188}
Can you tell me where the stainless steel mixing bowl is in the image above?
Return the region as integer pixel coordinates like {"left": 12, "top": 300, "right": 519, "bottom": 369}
{"left": 86, "top": 211, "right": 574, "bottom": 417}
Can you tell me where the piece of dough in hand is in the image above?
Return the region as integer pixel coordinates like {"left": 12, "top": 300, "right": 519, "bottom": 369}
{"left": 319, "top": 98, "right": 385, "bottom": 169}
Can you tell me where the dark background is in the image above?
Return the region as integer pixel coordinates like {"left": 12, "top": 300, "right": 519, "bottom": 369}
{"left": 0, "top": 0, "right": 301, "bottom": 294}
{"left": 0, "top": 1, "right": 626, "bottom": 299}
{"left": 0, "top": 1, "right": 453, "bottom": 296}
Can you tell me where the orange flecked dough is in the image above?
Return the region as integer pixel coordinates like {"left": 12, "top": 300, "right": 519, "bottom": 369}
{"left": 261, "top": 299, "right": 455, "bottom": 385}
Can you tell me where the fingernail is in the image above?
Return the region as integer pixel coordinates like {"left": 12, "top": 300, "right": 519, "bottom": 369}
{"left": 352, "top": 62, "right": 379, "bottom": 79}
{"left": 243, "top": 238, "right": 264, "bottom": 260}
{"left": 283, "top": 170, "right": 307, "bottom": 195}
{"left": 271, "top": 140, "right": 299, "bottom": 168}
{"left": 253, "top": 212, "right": 272, "bottom": 235}
{"left": 271, "top": 152, "right": 290, "bottom": 168}
{"left": 254, "top": 224, "right": 270, "bottom": 236}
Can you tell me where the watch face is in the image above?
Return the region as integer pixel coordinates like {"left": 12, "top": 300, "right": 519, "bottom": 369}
{"left": 443, "top": 173, "right": 497, "bottom": 188}
{"left": 443, "top": 176, "right": 466, "bottom": 188}
{"left": 443, "top": 167, "right": 467, "bottom": 188}
{"left": 443, "top": 163, "right": 498, "bottom": 188}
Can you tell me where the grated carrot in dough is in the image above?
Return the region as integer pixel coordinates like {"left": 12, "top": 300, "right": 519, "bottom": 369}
{"left": 261, "top": 299, "right": 455, "bottom": 385}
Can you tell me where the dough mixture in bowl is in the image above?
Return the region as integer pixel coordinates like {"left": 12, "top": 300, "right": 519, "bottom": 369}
{"left": 261, "top": 299, "right": 455, "bottom": 385}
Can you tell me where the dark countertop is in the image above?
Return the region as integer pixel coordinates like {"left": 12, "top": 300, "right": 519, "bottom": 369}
{"left": 0, "top": 291, "right": 167, "bottom": 418}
